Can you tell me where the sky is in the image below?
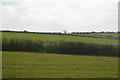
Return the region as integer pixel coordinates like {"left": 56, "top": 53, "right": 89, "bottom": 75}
{"left": 0, "top": 0, "right": 119, "bottom": 32}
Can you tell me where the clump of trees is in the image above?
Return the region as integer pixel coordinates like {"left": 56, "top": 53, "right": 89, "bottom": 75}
{"left": 2, "top": 38, "right": 43, "bottom": 52}
{"left": 2, "top": 38, "right": 118, "bottom": 57}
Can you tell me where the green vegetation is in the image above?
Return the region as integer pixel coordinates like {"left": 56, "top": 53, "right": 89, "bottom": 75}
{"left": 2, "top": 32, "right": 118, "bottom": 45}
{"left": 2, "top": 51, "right": 118, "bottom": 78}
{"left": 2, "top": 32, "right": 118, "bottom": 78}
{"left": 2, "top": 38, "right": 118, "bottom": 57}
{"left": 73, "top": 33, "right": 118, "bottom": 40}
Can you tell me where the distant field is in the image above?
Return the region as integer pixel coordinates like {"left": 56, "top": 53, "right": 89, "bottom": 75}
{"left": 2, "top": 51, "right": 118, "bottom": 78}
{"left": 73, "top": 33, "right": 118, "bottom": 39}
{"left": 1, "top": 32, "right": 118, "bottom": 45}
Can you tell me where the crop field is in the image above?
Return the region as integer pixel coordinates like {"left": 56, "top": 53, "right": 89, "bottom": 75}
{"left": 2, "top": 51, "right": 118, "bottom": 78}
{"left": 1, "top": 32, "right": 118, "bottom": 45}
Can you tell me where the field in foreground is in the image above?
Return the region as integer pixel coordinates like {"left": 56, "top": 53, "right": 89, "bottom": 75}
{"left": 2, "top": 51, "right": 118, "bottom": 78}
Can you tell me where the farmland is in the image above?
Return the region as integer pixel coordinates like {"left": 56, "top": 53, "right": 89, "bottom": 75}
{"left": 1, "top": 32, "right": 118, "bottom": 45}
{"left": 2, "top": 51, "right": 118, "bottom": 78}
{"left": 73, "top": 33, "right": 118, "bottom": 40}
{"left": 1, "top": 31, "right": 119, "bottom": 78}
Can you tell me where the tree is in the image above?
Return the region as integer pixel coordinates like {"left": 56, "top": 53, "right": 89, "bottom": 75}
{"left": 24, "top": 30, "right": 28, "bottom": 33}
{"left": 63, "top": 30, "right": 67, "bottom": 34}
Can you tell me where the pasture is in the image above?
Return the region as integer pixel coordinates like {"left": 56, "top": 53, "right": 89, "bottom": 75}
{"left": 2, "top": 32, "right": 118, "bottom": 45}
{"left": 1, "top": 32, "right": 119, "bottom": 78}
{"left": 73, "top": 33, "right": 118, "bottom": 40}
{"left": 2, "top": 51, "right": 118, "bottom": 78}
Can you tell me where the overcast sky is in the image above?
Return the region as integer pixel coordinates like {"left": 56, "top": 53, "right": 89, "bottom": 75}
{"left": 0, "top": 0, "right": 119, "bottom": 32}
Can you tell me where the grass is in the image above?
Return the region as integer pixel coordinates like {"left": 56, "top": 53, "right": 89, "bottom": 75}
{"left": 74, "top": 33, "right": 119, "bottom": 39}
{"left": 1, "top": 32, "right": 119, "bottom": 78}
{"left": 2, "top": 51, "right": 118, "bottom": 78}
{"left": 1, "top": 32, "right": 118, "bottom": 45}
{"left": 74, "top": 33, "right": 118, "bottom": 38}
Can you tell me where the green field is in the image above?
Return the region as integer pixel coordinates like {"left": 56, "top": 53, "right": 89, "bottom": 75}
{"left": 2, "top": 51, "right": 118, "bottom": 78}
{"left": 74, "top": 33, "right": 118, "bottom": 39}
{"left": 2, "top": 32, "right": 119, "bottom": 78}
{"left": 2, "top": 32, "right": 118, "bottom": 45}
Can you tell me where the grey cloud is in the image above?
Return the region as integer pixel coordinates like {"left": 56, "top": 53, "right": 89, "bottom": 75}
{"left": 0, "top": 0, "right": 118, "bottom": 32}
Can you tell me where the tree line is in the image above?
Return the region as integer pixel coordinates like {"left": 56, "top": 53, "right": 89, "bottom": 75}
{"left": 1, "top": 30, "right": 119, "bottom": 35}
{"left": 2, "top": 38, "right": 118, "bottom": 57}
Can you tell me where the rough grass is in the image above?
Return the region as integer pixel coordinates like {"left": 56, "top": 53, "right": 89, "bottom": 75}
{"left": 2, "top": 32, "right": 118, "bottom": 45}
{"left": 2, "top": 51, "right": 118, "bottom": 78}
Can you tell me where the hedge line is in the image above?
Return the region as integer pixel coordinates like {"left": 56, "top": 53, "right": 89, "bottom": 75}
{"left": 2, "top": 38, "right": 118, "bottom": 57}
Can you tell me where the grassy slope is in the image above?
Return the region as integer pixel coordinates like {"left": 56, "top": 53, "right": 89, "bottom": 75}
{"left": 2, "top": 32, "right": 118, "bottom": 45}
{"left": 3, "top": 51, "right": 118, "bottom": 78}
